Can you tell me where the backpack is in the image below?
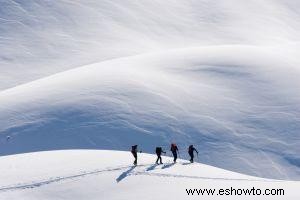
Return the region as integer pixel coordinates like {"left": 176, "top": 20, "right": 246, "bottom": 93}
{"left": 188, "top": 145, "right": 193, "bottom": 153}
{"left": 156, "top": 147, "right": 162, "bottom": 154}
{"left": 132, "top": 145, "right": 137, "bottom": 152}
{"left": 171, "top": 143, "right": 177, "bottom": 151}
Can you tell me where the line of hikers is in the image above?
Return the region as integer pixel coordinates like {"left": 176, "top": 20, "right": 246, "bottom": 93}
{"left": 131, "top": 144, "right": 198, "bottom": 165}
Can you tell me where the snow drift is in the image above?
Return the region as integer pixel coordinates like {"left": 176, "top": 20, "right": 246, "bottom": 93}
{"left": 1, "top": 0, "right": 300, "bottom": 89}
{"left": 0, "top": 0, "right": 300, "bottom": 181}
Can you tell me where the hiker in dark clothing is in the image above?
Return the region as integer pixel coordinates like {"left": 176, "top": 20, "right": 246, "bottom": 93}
{"left": 131, "top": 145, "right": 140, "bottom": 165}
{"left": 170, "top": 143, "right": 179, "bottom": 163}
{"left": 155, "top": 147, "right": 166, "bottom": 164}
{"left": 188, "top": 145, "right": 198, "bottom": 163}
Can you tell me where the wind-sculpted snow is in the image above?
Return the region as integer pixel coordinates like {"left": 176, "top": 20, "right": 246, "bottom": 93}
{"left": 0, "top": 0, "right": 300, "bottom": 181}
{"left": 0, "top": 46, "right": 300, "bottom": 180}
{"left": 1, "top": 0, "right": 300, "bottom": 89}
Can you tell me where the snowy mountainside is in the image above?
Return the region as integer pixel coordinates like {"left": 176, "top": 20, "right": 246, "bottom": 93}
{"left": 0, "top": 46, "right": 300, "bottom": 180}
{"left": 0, "top": 150, "right": 299, "bottom": 200}
{"left": 1, "top": 0, "right": 300, "bottom": 89}
{"left": 0, "top": 0, "right": 300, "bottom": 181}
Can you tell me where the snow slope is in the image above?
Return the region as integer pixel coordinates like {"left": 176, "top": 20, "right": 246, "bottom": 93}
{"left": 0, "top": 0, "right": 300, "bottom": 181}
{"left": 1, "top": 46, "right": 300, "bottom": 180}
{"left": 0, "top": 150, "right": 299, "bottom": 200}
{"left": 1, "top": 0, "right": 300, "bottom": 90}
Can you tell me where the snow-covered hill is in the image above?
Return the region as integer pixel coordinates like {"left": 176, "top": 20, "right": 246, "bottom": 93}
{"left": 1, "top": 46, "right": 300, "bottom": 180}
{"left": 0, "top": 150, "right": 299, "bottom": 200}
{"left": 0, "top": 0, "right": 300, "bottom": 182}
{"left": 1, "top": 0, "right": 300, "bottom": 90}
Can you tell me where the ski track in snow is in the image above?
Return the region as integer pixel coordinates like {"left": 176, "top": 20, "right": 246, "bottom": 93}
{"left": 0, "top": 165, "right": 133, "bottom": 192}
{"left": 0, "top": 163, "right": 281, "bottom": 193}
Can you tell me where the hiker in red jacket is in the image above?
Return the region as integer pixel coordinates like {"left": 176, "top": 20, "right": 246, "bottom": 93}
{"left": 170, "top": 143, "right": 179, "bottom": 163}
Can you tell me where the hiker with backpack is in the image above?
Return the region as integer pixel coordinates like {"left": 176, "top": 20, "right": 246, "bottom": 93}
{"left": 131, "top": 145, "right": 141, "bottom": 165}
{"left": 170, "top": 143, "right": 179, "bottom": 163}
{"left": 188, "top": 145, "right": 198, "bottom": 163}
{"left": 155, "top": 147, "right": 166, "bottom": 164}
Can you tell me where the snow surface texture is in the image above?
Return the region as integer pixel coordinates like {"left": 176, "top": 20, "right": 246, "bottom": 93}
{"left": 0, "top": 150, "right": 299, "bottom": 200}
{"left": 1, "top": 0, "right": 300, "bottom": 90}
{"left": 0, "top": 0, "right": 300, "bottom": 181}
